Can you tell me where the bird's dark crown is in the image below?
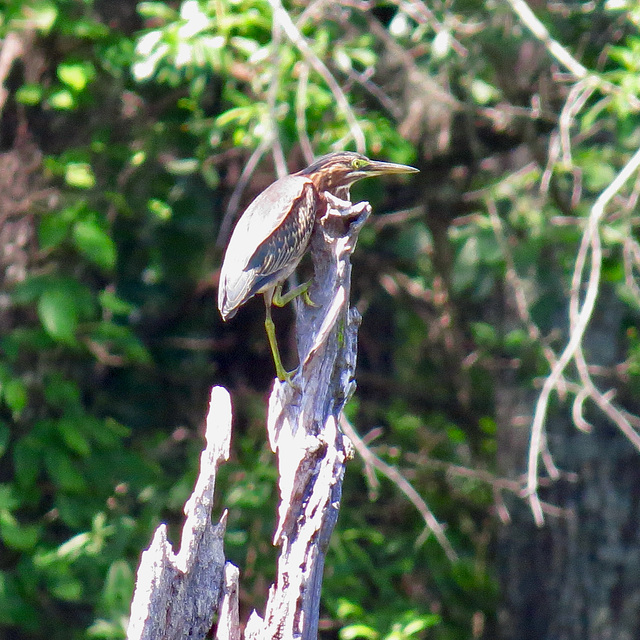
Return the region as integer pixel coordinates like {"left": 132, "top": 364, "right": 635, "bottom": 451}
{"left": 297, "top": 151, "right": 418, "bottom": 193}
{"left": 298, "top": 152, "right": 368, "bottom": 186}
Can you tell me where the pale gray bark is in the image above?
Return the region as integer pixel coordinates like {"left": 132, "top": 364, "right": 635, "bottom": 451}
{"left": 126, "top": 386, "right": 231, "bottom": 640}
{"left": 129, "top": 195, "right": 369, "bottom": 640}
{"left": 227, "top": 194, "right": 369, "bottom": 640}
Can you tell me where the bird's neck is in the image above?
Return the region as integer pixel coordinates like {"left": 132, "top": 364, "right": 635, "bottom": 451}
{"left": 331, "top": 185, "right": 351, "bottom": 200}
{"left": 307, "top": 172, "right": 352, "bottom": 201}
{"left": 317, "top": 182, "right": 351, "bottom": 201}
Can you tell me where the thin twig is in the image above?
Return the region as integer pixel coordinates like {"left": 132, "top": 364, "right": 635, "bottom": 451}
{"left": 295, "top": 62, "right": 315, "bottom": 165}
{"left": 526, "top": 144, "right": 640, "bottom": 525}
{"left": 569, "top": 230, "right": 640, "bottom": 449}
{"left": 395, "top": 0, "right": 468, "bottom": 57}
{"left": 343, "top": 66, "right": 404, "bottom": 120}
{"left": 340, "top": 414, "right": 457, "bottom": 561}
{"left": 216, "top": 140, "right": 269, "bottom": 248}
{"left": 504, "top": 0, "right": 588, "bottom": 79}
{"left": 268, "top": 0, "right": 366, "bottom": 152}
{"left": 267, "top": 19, "right": 287, "bottom": 179}
{"left": 505, "top": 0, "right": 640, "bottom": 110}
{"left": 486, "top": 197, "right": 566, "bottom": 397}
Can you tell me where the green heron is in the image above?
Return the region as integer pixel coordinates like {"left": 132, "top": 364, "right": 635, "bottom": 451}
{"left": 218, "top": 151, "right": 419, "bottom": 381}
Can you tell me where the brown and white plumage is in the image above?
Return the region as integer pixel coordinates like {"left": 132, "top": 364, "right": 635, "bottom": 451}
{"left": 217, "top": 151, "right": 418, "bottom": 380}
{"left": 218, "top": 175, "right": 318, "bottom": 319}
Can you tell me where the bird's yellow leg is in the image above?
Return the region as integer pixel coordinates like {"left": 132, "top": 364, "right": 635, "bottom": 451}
{"left": 264, "top": 302, "right": 295, "bottom": 382}
{"left": 272, "top": 281, "right": 318, "bottom": 308}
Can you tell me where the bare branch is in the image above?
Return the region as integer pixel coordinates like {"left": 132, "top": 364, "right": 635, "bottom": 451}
{"left": 127, "top": 387, "right": 231, "bottom": 640}
{"left": 0, "top": 33, "right": 24, "bottom": 118}
{"left": 245, "top": 193, "right": 369, "bottom": 640}
{"left": 340, "top": 414, "right": 457, "bottom": 560}
{"left": 269, "top": 0, "right": 366, "bottom": 152}
{"left": 295, "top": 62, "right": 315, "bottom": 165}
{"left": 267, "top": 19, "right": 287, "bottom": 179}
{"left": 504, "top": 0, "right": 588, "bottom": 79}
{"left": 215, "top": 563, "right": 241, "bottom": 640}
{"left": 506, "top": 0, "right": 640, "bottom": 111}
{"left": 527, "top": 144, "right": 640, "bottom": 525}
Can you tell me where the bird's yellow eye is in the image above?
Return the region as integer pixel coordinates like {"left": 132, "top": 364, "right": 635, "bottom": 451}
{"left": 351, "top": 158, "right": 367, "bottom": 169}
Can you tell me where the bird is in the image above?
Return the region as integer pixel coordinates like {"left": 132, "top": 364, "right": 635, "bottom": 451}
{"left": 218, "top": 151, "right": 419, "bottom": 381}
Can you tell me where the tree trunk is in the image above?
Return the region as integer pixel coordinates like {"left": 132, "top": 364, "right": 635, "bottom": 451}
{"left": 496, "top": 287, "right": 640, "bottom": 640}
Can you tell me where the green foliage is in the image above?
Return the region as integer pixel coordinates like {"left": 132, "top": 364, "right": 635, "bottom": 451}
{"left": 2, "top": 0, "right": 640, "bottom": 638}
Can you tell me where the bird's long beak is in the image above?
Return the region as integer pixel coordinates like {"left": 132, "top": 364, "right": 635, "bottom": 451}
{"left": 364, "top": 160, "right": 419, "bottom": 176}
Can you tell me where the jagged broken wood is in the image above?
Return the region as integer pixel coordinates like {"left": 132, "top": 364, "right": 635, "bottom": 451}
{"left": 128, "top": 195, "right": 369, "bottom": 639}
{"left": 126, "top": 386, "right": 231, "bottom": 640}
{"left": 237, "top": 193, "right": 369, "bottom": 640}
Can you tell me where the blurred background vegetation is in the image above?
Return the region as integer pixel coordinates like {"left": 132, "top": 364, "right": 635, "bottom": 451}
{"left": 2, "top": 1, "right": 640, "bottom": 638}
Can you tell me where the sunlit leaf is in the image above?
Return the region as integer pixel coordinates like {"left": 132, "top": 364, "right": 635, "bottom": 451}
{"left": 48, "top": 89, "right": 75, "bottom": 110}
{"left": 65, "top": 163, "right": 96, "bottom": 188}
{"left": 37, "top": 288, "right": 79, "bottom": 343}
{"left": 57, "top": 62, "right": 96, "bottom": 91}
{"left": 340, "top": 624, "right": 379, "bottom": 640}
{"left": 0, "top": 511, "right": 40, "bottom": 551}
{"left": 20, "top": 1, "right": 58, "bottom": 33}
{"left": 73, "top": 220, "right": 116, "bottom": 269}
{"left": 15, "top": 84, "right": 43, "bottom": 105}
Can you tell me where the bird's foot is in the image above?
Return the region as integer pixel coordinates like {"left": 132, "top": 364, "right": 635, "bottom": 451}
{"left": 276, "top": 365, "right": 299, "bottom": 387}
{"left": 272, "top": 280, "right": 315, "bottom": 307}
{"left": 301, "top": 284, "right": 319, "bottom": 308}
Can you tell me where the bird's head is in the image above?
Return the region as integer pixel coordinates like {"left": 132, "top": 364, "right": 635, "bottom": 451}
{"left": 298, "top": 151, "right": 419, "bottom": 193}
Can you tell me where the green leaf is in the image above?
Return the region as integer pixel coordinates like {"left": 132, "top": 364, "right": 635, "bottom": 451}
{"left": 15, "top": 84, "right": 43, "bottom": 105}
{"left": 73, "top": 220, "right": 116, "bottom": 269}
{"left": 0, "top": 485, "right": 19, "bottom": 511}
{"left": 138, "top": 1, "right": 179, "bottom": 20}
{"left": 3, "top": 379, "right": 28, "bottom": 416}
{"left": 21, "top": 1, "right": 58, "bottom": 33}
{"left": 44, "top": 374, "right": 82, "bottom": 409}
{"left": 0, "top": 511, "right": 40, "bottom": 551}
{"left": 147, "top": 198, "right": 172, "bottom": 219}
{"left": 471, "top": 322, "right": 499, "bottom": 349}
{"left": 38, "top": 288, "right": 79, "bottom": 343}
{"left": 44, "top": 448, "right": 87, "bottom": 493}
{"left": 11, "top": 274, "right": 52, "bottom": 304}
{"left": 98, "top": 290, "right": 135, "bottom": 315}
{"left": 215, "top": 105, "right": 260, "bottom": 128}
{"left": 57, "top": 61, "right": 96, "bottom": 91}
{"left": 48, "top": 89, "right": 75, "bottom": 110}
{"left": 164, "top": 158, "right": 199, "bottom": 175}
{"left": 0, "top": 422, "right": 9, "bottom": 458}
{"left": 87, "top": 618, "right": 127, "bottom": 638}
{"left": 39, "top": 212, "right": 73, "bottom": 249}
{"left": 340, "top": 624, "right": 379, "bottom": 640}
{"left": 101, "top": 560, "right": 134, "bottom": 614}
{"left": 50, "top": 575, "right": 84, "bottom": 602}
{"left": 56, "top": 416, "right": 92, "bottom": 457}
{"left": 65, "top": 162, "right": 96, "bottom": 188}
{"left": 89, "top": 323, "right": 152, "bottom": 364}
{"left": 13, "top": 437, "right": 41, "bottom": 489}
{"left": 452, "top": 236, "right": 479, "bottom": 293}
{"left": 0, "top": 571, "right": 39, "bottom": 627}
{"left": 401, "top": 615, "right": 440, "bottom": 635}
